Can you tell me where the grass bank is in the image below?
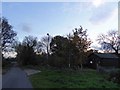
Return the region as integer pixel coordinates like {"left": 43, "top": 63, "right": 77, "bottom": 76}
{"left": 29, "top": 67, "right": 120, "bottom": 88}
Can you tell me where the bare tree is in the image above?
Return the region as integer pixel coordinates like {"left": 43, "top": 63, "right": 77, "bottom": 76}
{"left": 41, "top": 34, "right": 52, "bottom": 59}
{"left": 97, "top": 30, "right": 120, "bottom": 54}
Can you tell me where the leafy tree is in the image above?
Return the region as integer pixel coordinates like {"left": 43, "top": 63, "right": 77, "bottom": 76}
{"left": 16, "top": 36, "right": 39, "bottom": 65}
{"left": 1, "top": 17, "right": 17, "bottom": 53}
{"left": 49, "top": 26, "right": 91, "bottom": 69}
{"left": 50, "top": 36, "right": 69, "bottom": 67}
{"left": 71, "top": 26, "right": 91, "bottom": 52}
{"left": 97, "top": 30, "right": 120, "bottom": 54}
{"left": 69, "top": 26, "right": 92, "bottom": 69}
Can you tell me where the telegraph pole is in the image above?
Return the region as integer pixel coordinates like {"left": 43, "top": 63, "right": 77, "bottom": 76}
{"left": 47, "top": 33, "right": 49, "bottom": 61}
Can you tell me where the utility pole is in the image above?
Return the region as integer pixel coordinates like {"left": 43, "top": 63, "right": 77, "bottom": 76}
{"left": 47, "top": 33, "right": 49, "bottom": 61}
{"left": 68, "top": 33, "right": 71, "bottom": 68}
{"left": 0, "top": 19, "right": 2, "bottom": 89}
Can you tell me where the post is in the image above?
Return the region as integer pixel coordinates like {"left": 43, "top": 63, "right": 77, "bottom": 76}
{"left": 0, "top": 19, "right": 2, "bottom": 89}
{"left": 68, "top": 33, "right": 71, "bottom": 68}
{"left": 47, "top": 33, "right": 49, "bottom": 61}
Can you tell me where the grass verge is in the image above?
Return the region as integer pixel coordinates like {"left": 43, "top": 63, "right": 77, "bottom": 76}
{"left": 29, "top": 67, "right": 120, "bottom": 88}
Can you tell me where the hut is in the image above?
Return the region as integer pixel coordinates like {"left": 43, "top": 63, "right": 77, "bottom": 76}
{"left": 86, "top": 53, "right": 119, "bottom": 69}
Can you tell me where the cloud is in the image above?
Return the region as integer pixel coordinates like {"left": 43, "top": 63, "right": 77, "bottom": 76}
{"left": 20, "top": 23, "right": 32, "bottom": 33}
{"left": 62, "top": 2, "right": 91, "bottom": 14}
{"left": 91, "top": 0, "right": 105, "bottom": 7}
{"left": 89, "top": 2, "right": 117, "bottom": 25}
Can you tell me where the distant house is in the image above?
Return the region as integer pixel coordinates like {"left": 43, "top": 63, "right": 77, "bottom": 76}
{"left": 86, "top": 53, "right": 119, "bottom": 69}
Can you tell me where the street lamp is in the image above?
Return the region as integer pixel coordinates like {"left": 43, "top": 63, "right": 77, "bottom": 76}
{"left": 47, "top": 33, "right": 49, "bottom": 60}
{"left": 68, "top": 33, "right": 71, "bottom": 68}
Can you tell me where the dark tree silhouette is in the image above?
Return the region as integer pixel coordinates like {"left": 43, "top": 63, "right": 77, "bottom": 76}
{"left": 97, "top": 30, "right": 120, "bottom": 54}
{"left": 1, "top": 17, "right": 17, "bottom": 54}
{"left": 69, "top": 26, "right": 92, "bottom": 69}
{"left": 50, "top": 35, "right": 70, "bottom": 67}
{"left": 16, "top": 36, "right": 39, "bottom": 65}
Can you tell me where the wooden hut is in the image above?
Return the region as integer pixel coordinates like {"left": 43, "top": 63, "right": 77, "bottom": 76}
{"left": 86, "top": 53, "right": 119, "bottom": 69}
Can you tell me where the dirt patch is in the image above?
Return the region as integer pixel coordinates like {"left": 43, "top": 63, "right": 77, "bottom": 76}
{"left": 24, "top": 69, "right": 41, "bottom": 76}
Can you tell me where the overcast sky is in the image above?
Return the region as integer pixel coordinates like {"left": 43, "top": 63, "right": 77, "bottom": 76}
{"left": 2, "top": 0, "right": 118, "bottom": 51}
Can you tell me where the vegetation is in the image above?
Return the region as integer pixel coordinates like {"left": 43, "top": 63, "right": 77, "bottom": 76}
{"left": 29, "top": 67, "right": 120, "bottom": 88}
{"left": 49, "top": 26, "right": 92, "bottom": 69}
{"left": 1, "top": 17, "right": 17, "bottom": 52}
{"left": 97, "top": 30, "right": 120, "bottom": 54}
{"left": 15, "top": 36, "right": 39, "bottom": 66}
{"left": 1, "top": 17, "right": 120, "bottom": 88}
{"left": 108, "top": 69, "right": 120, "bottom": 84}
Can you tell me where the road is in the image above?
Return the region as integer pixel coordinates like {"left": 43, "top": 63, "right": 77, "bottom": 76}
{"left": 2, "top": 66, "right": 33, "bottom": 88}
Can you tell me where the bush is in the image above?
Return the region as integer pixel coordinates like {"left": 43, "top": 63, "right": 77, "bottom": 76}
{"left": 2, "top": 58, "right": 11, "bottom": 68}
{"left": 48, "top": 55, "right": 68, "bottom": 68}
{"left": 108, "top": 69, "right": 120, "bottom": 84}
{"left": 35, "top": 54, "right": 46, "bottom": 65}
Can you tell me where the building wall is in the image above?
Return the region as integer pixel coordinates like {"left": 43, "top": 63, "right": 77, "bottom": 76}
{"left": 100, "top": 59, "right": 119, "bottom": 68}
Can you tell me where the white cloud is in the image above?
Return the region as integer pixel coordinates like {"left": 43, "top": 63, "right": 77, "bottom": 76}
{"left": 89, "top": 2, "right": 117, "bottom": 25}
{"left": 91, "top": 0, "right": 105, "bottom": 7}
{"left": 62, "top": 2, "right": 91, "bottom": 14}
{"left": 3, "top": 52, "right": 17, "bottom": 58}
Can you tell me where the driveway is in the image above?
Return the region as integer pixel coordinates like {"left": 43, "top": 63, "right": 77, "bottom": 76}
{"left": 2, "top": 67, "right": 33, "bottom": 88}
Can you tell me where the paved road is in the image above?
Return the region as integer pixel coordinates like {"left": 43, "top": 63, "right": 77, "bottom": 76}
{"left": 2, "top": 67, "right": 33, "bottom": 88}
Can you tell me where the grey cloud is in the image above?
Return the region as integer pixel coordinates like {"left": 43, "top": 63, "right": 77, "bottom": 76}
{"left": 21, "top": 23, "right": 32, "bottom": 33}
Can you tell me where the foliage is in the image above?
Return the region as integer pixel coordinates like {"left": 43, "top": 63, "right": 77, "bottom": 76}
{"left": 16, "top": 36, "right": 39, "bottom": 66}
{"left": 50, "top": 36, "right": 70, "bottom": 67}
{"left": 2, "top": 57, "right": 12, "bottom": 69}
{"left": 35, "top": 53, "right": 47, "bottom": 66}
{"left": 70, "top": 26, "right": 91, "bottom": 52}
{"left": 108, "top": 70, "right": 120, "bottom": 84}
{"left": 49, "top": 26, "right": 91, "bottom": 69}
{"left": 68, "top": 26, "right": 92, "bottom": 68}
{"left": 1, "top": 17, "right": 17, "bottom": 52}
{"left": 97, "top": 30, "right": 120, "bottom": 54}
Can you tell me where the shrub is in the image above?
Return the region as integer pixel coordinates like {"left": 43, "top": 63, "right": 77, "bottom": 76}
{"left": 2, "top": 58, "right": 11, "bottom": 68}
{"left": 108, "top": 69, "right": 120, "bottom": 84}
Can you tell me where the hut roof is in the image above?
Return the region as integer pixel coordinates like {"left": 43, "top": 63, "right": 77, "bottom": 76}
{"left": 94, "top": 53, "right": 119, "bottom": 59}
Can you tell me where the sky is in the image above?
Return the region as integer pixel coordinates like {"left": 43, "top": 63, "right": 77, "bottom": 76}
{"left": 2, "top": 0, "right": 119, "bottom": 51}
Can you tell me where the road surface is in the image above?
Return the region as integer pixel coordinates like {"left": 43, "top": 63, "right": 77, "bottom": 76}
{"left": 2, "top": 67, "right": 33, "bottom": 88}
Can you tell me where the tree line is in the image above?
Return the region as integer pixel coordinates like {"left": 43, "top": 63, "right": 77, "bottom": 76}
{"left": 1, "top": 17, "right": 120, "bottom": 69}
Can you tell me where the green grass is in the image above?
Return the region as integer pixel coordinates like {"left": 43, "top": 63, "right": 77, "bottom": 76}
{"left": 29, "top": 67, "right": 120, "bottom": 88}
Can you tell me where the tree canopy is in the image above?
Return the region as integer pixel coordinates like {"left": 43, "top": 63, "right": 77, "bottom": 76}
{"left": 97, "top": 30, "right": 120, "bottom": 54}
{"left": 1, "top": 17, "right": 17, "bottom": 52}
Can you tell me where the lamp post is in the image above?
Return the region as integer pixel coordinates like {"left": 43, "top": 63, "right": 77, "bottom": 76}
{"left": 68, "top": 33, "right": 71, "bottom": 68}
{"left": 47, "top": 33, "right": 49, "bottom": 60}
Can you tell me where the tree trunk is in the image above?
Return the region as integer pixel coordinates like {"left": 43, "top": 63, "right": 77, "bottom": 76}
{"left": 81, "top": 64, "right": 83, "bottom": 70}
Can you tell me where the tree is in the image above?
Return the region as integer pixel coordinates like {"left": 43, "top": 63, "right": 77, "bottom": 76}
{"left": 71, "top": 26, "right": 91, "bottom": 52}
{"left": 97, "top": 30, "right": 120, "bottom": 54}
{"left": 69, "top": 26, "right": 92, "bottom": 69}
{"left": 50, "top": 35, "right": 69, "bottom": 67}
{"left": 49, "top": 26, "right": 91, "bottom": 69}
{"left": 1, "top": 17, "right": 17, "bottom": 53}
{"left": 16, "top": 36, "right": 39, "bottom": 65}
{"left": 41, "top": 34, "right": 52, "bottom": 60}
